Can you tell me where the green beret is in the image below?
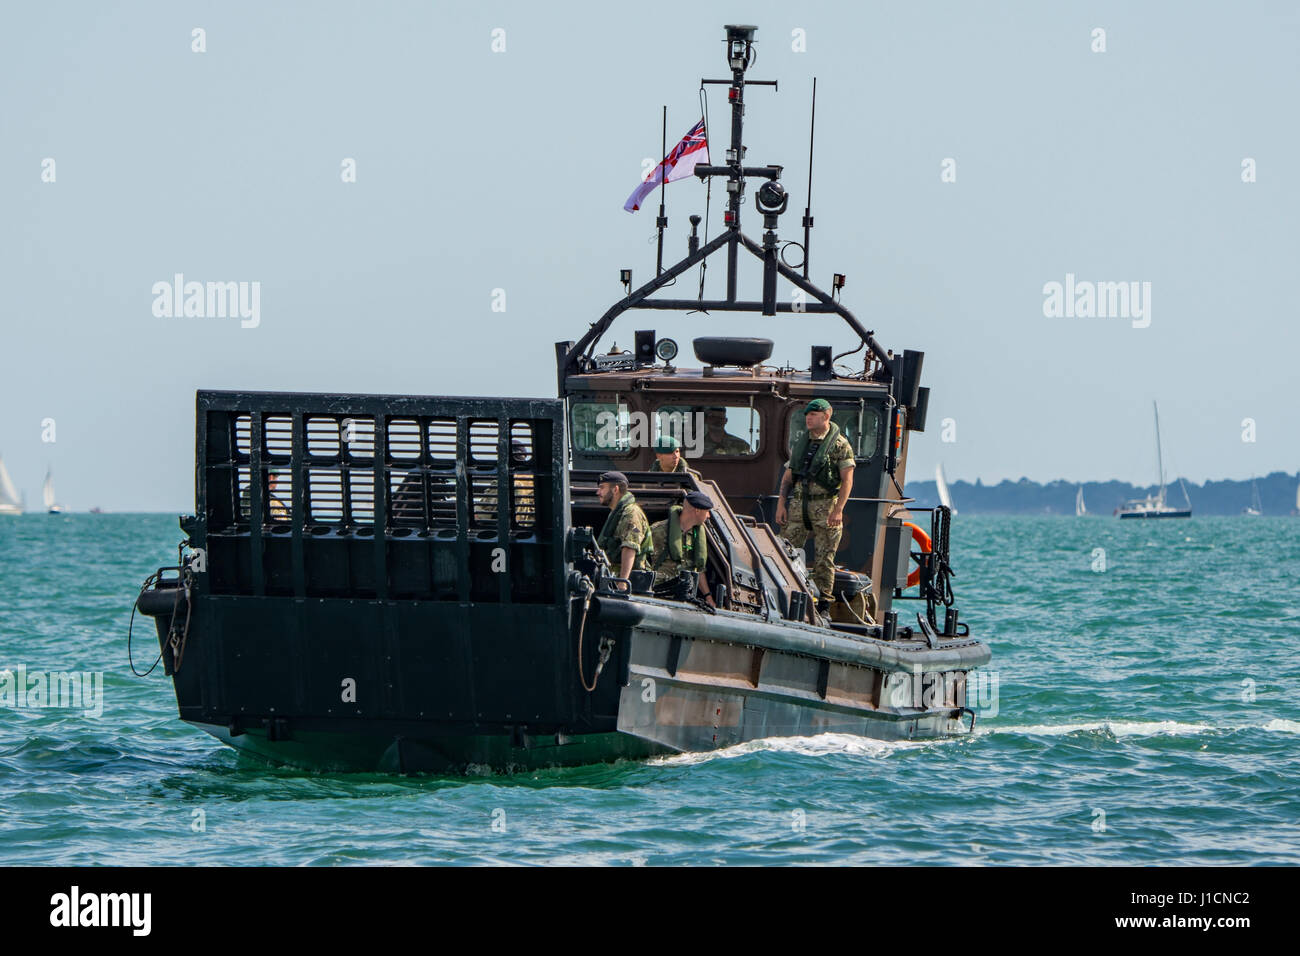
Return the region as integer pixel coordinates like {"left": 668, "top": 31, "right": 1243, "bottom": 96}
{"left": 653, "top": 435, "right": 680, "bottom": 453}
{"left": 804, "top": 398, "right": 832, "bottom": 413}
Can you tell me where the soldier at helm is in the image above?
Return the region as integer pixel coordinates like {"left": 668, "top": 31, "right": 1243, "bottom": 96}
{"left": 648, "top": 435, "right": 697, "bottom": 475}
{"left": 701, "top": 406, "right": 752, "bottom": 456}
{"left": 595, "top": 471, "right": 651, "bottom": 588}
{"left": 649, "top": 490, "right": 716, "bottom": 607}
{"left": 775, "top": 398, "right": 855, "bottom": 615}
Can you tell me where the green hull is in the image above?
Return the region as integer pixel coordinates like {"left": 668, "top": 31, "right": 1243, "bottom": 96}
{"left": 196, "top": 722, "right": 673, "bottom": 774}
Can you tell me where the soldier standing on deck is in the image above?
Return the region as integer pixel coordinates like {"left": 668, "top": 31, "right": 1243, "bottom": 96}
{"left": 775, "top": 398, "right": 855, "bottom": 615}
{"left": 595, "top": 471, "right": 650, "bottom": 588}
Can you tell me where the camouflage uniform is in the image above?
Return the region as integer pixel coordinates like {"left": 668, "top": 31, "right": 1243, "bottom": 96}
{"left": 649, "top": 457, "right": 696, "bottom": 475}
{"left": 512, "top": 474, "right": 535, "bottom": 525}
{"left": 240, "top": 483, "right": 289, "bottom": 522}
{"left": 596, "top": 492, "right": 651, "bottom": 574}
{"left": 473, "top": 474, "right": 535, "bottom": 526}
{"left": 704, "top": 431, "right": 753, "bottom": 455}
{"left": 648, "top": 508, "right": 707, "bottom": 586}
{"left": 780, "top": 429, "right": 854, "bottom": 599}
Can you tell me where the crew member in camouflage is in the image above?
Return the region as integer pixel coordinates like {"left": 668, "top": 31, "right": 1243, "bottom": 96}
{"left": 775, "top": 398, "right": 856, "bottom": 612}
{"left": 701, "top": 406, "right": 753, "bottom": 455}
{"left": 595, "top": 471, "right": 650, "bottom": 586}
{"left": 648, "top": 435, "right": 697, "bottom": 475}
{"left": 240, "top": 471, "right": 289, "bottom": 522}
{"left": 473, "top": 440, "right": 535, "bottom": 526}
{"left": 648, "top": 490, "right": 716, "bottom": 606}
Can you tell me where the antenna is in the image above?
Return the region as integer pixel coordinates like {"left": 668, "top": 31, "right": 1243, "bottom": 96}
{"left": 697, "top": 84, "right": 712, "bottom": 300}
{"left": 656, "top": 105, "right": 667, "bottom": 275}
{"left": 562, "top": 24, "right": 894, "bottom": 384}
{"left": 803, "top": 77, "right": 817, "bottom": 279}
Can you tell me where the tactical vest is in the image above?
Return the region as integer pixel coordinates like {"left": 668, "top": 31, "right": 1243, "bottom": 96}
{"left": 789, "top": 421, "right": 845, "bottom": 494}
{"left": 654, "top": 505, "right": 707, "bottom": 572}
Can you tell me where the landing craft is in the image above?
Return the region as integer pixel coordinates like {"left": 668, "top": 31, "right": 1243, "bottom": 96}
{"left": 133, "top": 25, "right": 991, "bottom": 773}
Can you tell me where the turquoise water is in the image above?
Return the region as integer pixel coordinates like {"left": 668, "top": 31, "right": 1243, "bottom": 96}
{"left": 1, "top": 513, "right": 1296, "bottom": 865}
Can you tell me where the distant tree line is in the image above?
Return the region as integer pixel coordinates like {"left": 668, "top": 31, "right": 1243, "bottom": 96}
{"left": 910, "top": 470, "right": 1300, "bottom": 515}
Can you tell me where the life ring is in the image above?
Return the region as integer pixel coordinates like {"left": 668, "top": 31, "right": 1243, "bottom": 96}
{"left": 902, "top": 521, "right": 931, "bottom": 589}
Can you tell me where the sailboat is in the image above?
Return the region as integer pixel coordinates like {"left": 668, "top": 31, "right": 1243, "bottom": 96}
{"left": 935, "top": 463, "right": 957, "bottom": 515}
{"left": 1243, "top": 476, "right": 1262, "bottom": 516}
{"left": 1075, "top": 485, "right": 1086, "bottom": 516}
{"left": 43, "top": 468, "right": 64, "bottom": 514}
{"left": 0, "top": 455, "right": 23, "bottom": 516}
{"left": 1116, "top": 401, "right": 1191, "bottom": 519}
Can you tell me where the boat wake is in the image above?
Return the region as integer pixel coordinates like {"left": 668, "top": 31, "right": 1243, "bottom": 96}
{"left": 1262, "top": 718, "right": 1300, "bottom": 734}
{"left": 647, "top": 717, "right": 1300, "bottom": 768}
{"left": 980, "top": 719, "right": 1215, "bottom": 738}
{"left": 648, "top": 732, "right": 949, "bottom": 767}
{"left": 981, "top": 718, "right": 1300, "bottom": 738}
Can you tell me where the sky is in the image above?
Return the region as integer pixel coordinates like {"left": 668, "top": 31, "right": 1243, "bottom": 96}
{"left": 1, "top": 1, "right": 1297, "bottom": 511}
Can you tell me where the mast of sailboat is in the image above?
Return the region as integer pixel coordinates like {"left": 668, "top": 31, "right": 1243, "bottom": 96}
{"left": 1152, "top": 400, "right": 1166, "bottom": 506}
{"left": 935, "top": 463, "right": 957, "bottom": 514}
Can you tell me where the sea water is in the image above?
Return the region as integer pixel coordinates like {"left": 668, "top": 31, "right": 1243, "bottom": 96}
{"left": 1, "top": 514, "right": 1296, "bottom": 865}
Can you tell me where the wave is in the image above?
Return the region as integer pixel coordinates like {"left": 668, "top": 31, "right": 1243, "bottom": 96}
{"left": 648, "top": 732, "right": 946, "bottom": 766}
{"left": 1261, "top": 718, "right": 1300, "bottom": 734}
{"left": 982, "top": 719, "right": 1215, "bottom": 738}
{"left": 647, "top": 717, "right": 1300, "bottom": 767}
{"left": 985, "top": 718, "right": 1300, "bottom": 738}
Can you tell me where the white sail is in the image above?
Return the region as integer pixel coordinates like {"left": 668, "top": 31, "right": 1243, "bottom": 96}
{"left": 935, "top": 464, "right": 957, "bottom": 514}
{"left": 1076, "top": 485, "right": 1086, "bottom": 516}
{"left": 1117, "top": 401, "right": 1190, "bottom": 517}
{"left": 0, "top": 456, "right": 22, "bottom": 514}
{"left": 1244, "top": 476, "right": 1262, "bottom": 516}
{"left": 1152, "top": 401, "right": 1168, "bottom": 506}
{"left": 43, "top": 469, "right": 56, "bottom": 510}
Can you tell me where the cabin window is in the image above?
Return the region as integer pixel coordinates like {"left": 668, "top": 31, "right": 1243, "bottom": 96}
{"left": 655, "top": 404, "right": 761, "bottom": 458}
{"left": 787, "top": 403, "right": 881, "bottom": 461}
{"left": 570, "top": 399, "right": 633, "bottom": 455}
